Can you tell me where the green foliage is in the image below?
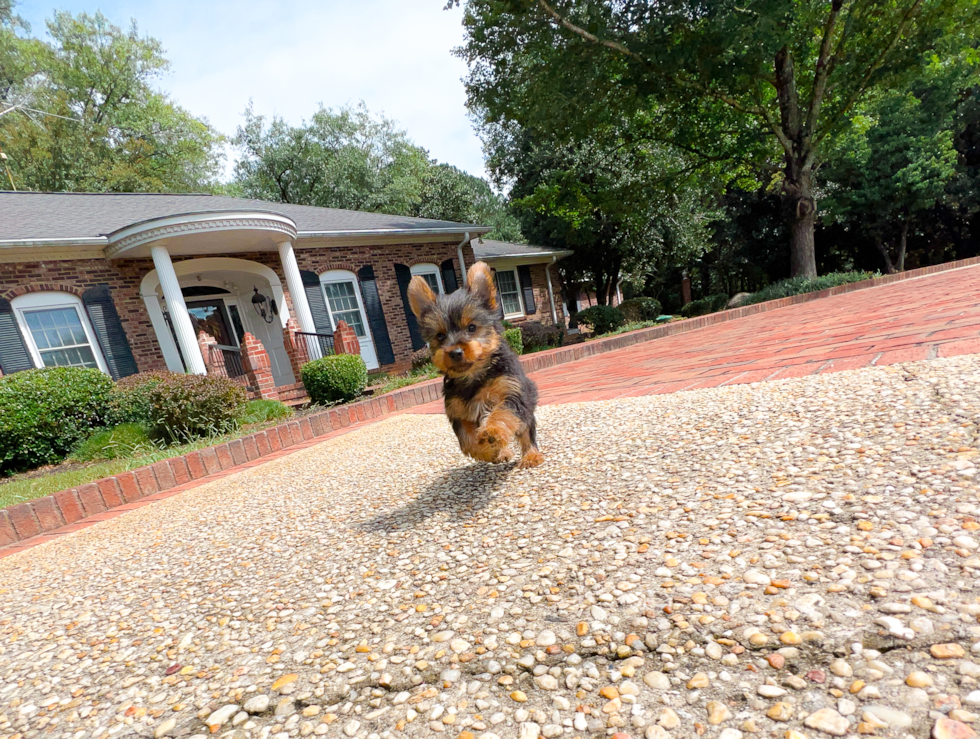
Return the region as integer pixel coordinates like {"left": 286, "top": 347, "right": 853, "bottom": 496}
{"left": 0, "top": 367, "right": 116, "bottom": 474}
{"left": 456, "top": 0, "right": 977, "bottom": 278}
{"left": 681, "top": 294, "right": 730, "bottom": 318}
{"left": 69, "top": 423, "right": 159, "bottom": 462}
{"left": 1, "top": 11, "right": 223, "bottom": 193}
{"left": 411, "top": 346, "right": 432, "bottom": 371}
{"left": 518, "top": 320, "right": 563, "bottom": 351}
{"left": 373, "top": 363, "right": 441, "bottom": 396}
{"left": 143, "top": 374, "right": 247, "bottom": 443}
{"left": 232, "top": 103, "right": 522, "bottom": 241}
{"left": 743, "top": 272, "right": 878, "bottom": 306}
{"left": 109, "top": 371, "right": 170, "bottom": 425}
{"left": 302, "top": 354, "right": 368, "bottom": 405}
{"left": 576, "top": 305, "right": 626, "bottom": 335}
{"left": 503, "top": 327, "right": 523, "bottom": 355}
{"left": 239, "top": 399, "right": 291, "bottom": 426}
{"left": 618, "top": 298, "right": 663, "bottom": 323}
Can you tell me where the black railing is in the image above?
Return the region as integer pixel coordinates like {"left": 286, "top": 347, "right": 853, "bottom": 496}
{"left": 295, "top": 331, "right": 335, "bottom": 360}
{"left": 209, "top": 344, "right": 247, "bottom": 379}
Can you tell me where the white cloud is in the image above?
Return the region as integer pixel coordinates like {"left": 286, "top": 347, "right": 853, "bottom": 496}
{"left": 21, "top": 0, "right": 486, "bottom": 180}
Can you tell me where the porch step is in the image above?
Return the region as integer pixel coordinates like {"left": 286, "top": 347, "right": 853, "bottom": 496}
{"left": 275, "top": 382, "right": 310, "bottom": 406}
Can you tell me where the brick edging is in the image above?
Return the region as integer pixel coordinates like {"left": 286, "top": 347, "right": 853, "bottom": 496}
{"left": 3, "top": 255, "right": 977, "bottom": 549}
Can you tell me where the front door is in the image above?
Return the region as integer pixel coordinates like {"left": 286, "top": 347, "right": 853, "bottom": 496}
{"left": 321, "top": 279, "right": 379, "bottom": 370}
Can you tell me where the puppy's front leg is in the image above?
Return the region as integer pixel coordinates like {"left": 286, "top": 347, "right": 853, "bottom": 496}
{"left": 474, "top": 405, "right": 522, "bottom": 463}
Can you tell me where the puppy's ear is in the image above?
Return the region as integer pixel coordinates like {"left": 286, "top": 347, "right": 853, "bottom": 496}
{"left": 407, "top": 275, "right": 438, "bottom": 319}
{"left": 466, "top": 261, "right": 497, "bottom": 311}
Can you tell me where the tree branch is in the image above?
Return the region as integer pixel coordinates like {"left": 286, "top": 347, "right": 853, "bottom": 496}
{"left": 811, "top": 0, "right": 925, "bottom": 159}
{"left": 804, "top": 0, "right": 845, "bottom": 137}
{"left": 537, "top": 0, "right": 649, "bottom": 66}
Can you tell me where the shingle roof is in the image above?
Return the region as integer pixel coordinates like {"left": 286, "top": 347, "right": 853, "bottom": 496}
{"left": 472, "top": 239, "right": 573, "bottom": 261}
{"left": 0, "top": 191, "right": 488, "bottom": 242}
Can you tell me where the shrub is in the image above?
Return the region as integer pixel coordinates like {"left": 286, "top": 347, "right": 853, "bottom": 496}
{"left": 681, "top": 293, "right": 730, "bottom": 318}
{"left": 70, "top": 423, "right": 159, "bottom": 462}
{"left": 577, "top": 305, "right": 626, "bottom": 335}
{"left": 519, "top": 320, "right": 564, "bottom": 351}
{"left": 503, "top": 327, "right": 524, "bottom": 355}
{"left": 302, "top": 354, "right": 368, "bottom": 404}
{"left": 618, "top": 297, "right": 663, "bottom": 323}
{"left": 109, "top": 370, "right": 172, "bottom": 424}
{"left": 240, "top": 399, "right": 291, "bottom": 425}
{"left": 742, "top": 271, "right": 877, "bottom": 306}
{"left": 411, "top": 346, "right": 432, "bottom": 371}
{"left": 144, "top": 373, "right": 247, "bottom": 443}
{"left": 0, "top": 367, "right": 116, "bottom": 474}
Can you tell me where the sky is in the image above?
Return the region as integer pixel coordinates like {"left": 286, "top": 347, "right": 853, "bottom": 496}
{"left": 18, "top": 0, "right": 487, "bottom": 181}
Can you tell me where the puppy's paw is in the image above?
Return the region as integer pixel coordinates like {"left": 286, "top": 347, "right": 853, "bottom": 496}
{"left": 517, "top": 450, "right": 544, "bottom": 469}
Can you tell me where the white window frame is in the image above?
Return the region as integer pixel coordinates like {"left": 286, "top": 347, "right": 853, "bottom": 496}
{"left": 318, "top": 269, "right": 373, "bottom": 340}
{"left": 12, "top": 292, "right": 109, "bottom": 374}
{"left": 410, "top": 263, "right": 444, "bottom": 295}
{"left": 494, "top": 268, "right": 525, "bottom": 319}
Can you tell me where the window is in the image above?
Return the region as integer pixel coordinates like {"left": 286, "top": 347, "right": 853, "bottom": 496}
{"left": 13, "top": 292, "right": 106, "bottom": 372}
{"left": 323, "top": 281, "right": 367, "bottom": 337}
{"left": 410, "top": 263, "right": 443, "bottom": 294}
{"left": 494, "top": 269, "right": 524, "bottom": 317}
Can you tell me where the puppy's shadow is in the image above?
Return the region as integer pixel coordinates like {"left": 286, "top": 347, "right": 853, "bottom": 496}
{"left": 356, "top": 463, "right": 512, "bottom": 533}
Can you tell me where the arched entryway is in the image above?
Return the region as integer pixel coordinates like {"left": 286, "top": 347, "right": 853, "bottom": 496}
{"left": 140, "top": 257, "right": 295, "bottom": 385}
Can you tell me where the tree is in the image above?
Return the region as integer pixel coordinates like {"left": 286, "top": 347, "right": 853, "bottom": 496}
{"left": 0, "top": 11, "right": 223, "bottom": 192}
{"left": 232, "top": 102, "right": 523, "bottom": 237}
{"left": 487, "top": 120, "right": 717, "bottom": 305}
{"left": 822, "top": 81, "right": 959, "bottom": 272}
{"left": 454, "top": 0, "right": 978, "bottom": 278}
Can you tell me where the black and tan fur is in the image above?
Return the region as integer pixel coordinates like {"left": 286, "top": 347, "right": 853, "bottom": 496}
{"left": 407, "top": 262, "right": 543, "bottom": 468}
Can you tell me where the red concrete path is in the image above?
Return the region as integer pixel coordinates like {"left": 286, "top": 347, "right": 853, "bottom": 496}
{"left": 414, "top": 262, "right": 980, "bottom": 412}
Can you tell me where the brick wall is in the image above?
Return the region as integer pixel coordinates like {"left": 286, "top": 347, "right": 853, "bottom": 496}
{"left": 0, "top": 240, "right": 476, "bottom": 375}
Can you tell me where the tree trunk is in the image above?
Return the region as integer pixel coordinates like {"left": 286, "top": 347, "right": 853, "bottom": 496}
{"left": 896, "top": 221, "right": 908, "bottom": 272}
{"left": 783, "top": 168, "right": 818, "bottom": 279}
{"left": 873, "top": 235, "right": 896, "bottom": 274}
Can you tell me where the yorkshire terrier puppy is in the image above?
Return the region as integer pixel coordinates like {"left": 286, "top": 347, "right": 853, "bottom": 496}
{"left": 407, "top": 262, "right": 543, "bottom": 468}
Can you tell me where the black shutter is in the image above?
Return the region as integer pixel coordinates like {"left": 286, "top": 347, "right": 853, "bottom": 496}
{"left": 517, "top": 265, "right": 536, "bottom": 315}
{"left": 440, "top": 259, "right": 458, "bottom": 294}
{"left": 0, "top": 298, "right": 34, "bottom": 375}
{"left": 82, "top": 285, "right": 138, "bottom": 380}
{"left": 357, "top": 265, "right": 395, "bottom": 366}
{"left": 300, "top": 270, "right": 333, "bottom": 334}
{"left": 394, "top": 263, "right": 426, "bottom": 351}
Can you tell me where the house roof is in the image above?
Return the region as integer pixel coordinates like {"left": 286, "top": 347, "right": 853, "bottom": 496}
{"left": 472, "top": 239, "right": 573, "bottom": 262}
{"left": 0, "top": 191, "right": 489, "bottom": 244}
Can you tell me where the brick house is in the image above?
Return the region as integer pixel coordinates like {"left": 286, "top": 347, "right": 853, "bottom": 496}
{"left": 0, "top": 192, "right": 570, "bottom": 397}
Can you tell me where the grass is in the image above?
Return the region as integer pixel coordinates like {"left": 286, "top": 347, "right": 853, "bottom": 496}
{"left": 371, "top": 363, "right": 441, "bottom": 396}
{"left": 0, "top": 400, "right": 296, "bottom": 510}
{"left": 741, "top": 271, "right": 879, "bottom": 306}
{"left": 588, "top": 319, "right": 666, "bottom": 340}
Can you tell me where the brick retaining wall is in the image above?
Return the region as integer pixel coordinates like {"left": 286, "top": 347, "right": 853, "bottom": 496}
{"left": 2, "top": 254, "right": 978, "bottom": 549}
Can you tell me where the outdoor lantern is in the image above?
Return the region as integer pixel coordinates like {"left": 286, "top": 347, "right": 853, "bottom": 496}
{"left": 251, "top": 286, "right": 278, "bottom": 324}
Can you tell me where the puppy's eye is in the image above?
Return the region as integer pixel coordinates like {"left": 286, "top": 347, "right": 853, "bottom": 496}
{"left": 467, "top": 323, "right": 477, "bottom": 333}
{"left": 436, "top": 333, "right": 446, "bottom": 342}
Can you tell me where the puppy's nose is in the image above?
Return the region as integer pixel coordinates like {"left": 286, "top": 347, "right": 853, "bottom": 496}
{"left": 448, "top": 347, "right": 464, "bottom": 362}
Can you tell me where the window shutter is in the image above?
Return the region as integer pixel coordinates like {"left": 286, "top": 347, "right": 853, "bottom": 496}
{"left": 0, "top": 298, "right": 34, "bottom": 375}
{"left": 82, "top": 285, "right": 139, "bottom": 379}
{"left": 394, "top": 263, "right": 426, "bottom": 351}
{"left": 357, "top": 265, "right": 395, "bottom": 366}
{"left": 300, "top": 270, "right": 333, "bottom": 334}
{"left": 517, "top": 265, "right": 536, "bottom": 315}
{"left": 440, "top": 259, "right": 458, "bottom": 294}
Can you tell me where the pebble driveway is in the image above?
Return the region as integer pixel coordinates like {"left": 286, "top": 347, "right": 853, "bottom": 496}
{"left": 1, "top": 351, "right": 979, "bottom": 739}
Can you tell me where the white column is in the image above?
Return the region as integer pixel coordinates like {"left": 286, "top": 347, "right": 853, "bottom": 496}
{"left": 151, "top": 245, "right": 207, "bottom": 375}
{"left": 278, "top": 240, "right": 316, "bottom": 334}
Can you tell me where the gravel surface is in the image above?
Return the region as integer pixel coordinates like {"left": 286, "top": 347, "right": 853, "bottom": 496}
{"left": 2, "top": 355, "right": 980, "bottom": 739}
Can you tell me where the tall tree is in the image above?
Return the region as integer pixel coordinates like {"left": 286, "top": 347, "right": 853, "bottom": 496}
{"left": 0, "top": 11, "right": 223, "bottom": 192}
{"left": 232, "top": 102, "right": 523, "bottom": 238}
{"left": 454, "top": 0, "right": 978, "bottom": 278}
